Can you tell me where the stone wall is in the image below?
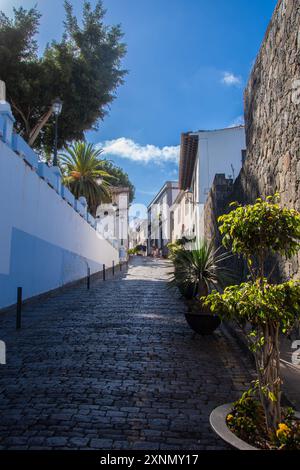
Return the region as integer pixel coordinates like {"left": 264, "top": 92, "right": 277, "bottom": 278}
{"left": 242, "top": 0, "right": 300, "bottom": 279}
{"left": 204, "top": 174, "right": 233, "bottom": 246}
{"left": 204, "top": 0, "right": 300, "bottom": 281}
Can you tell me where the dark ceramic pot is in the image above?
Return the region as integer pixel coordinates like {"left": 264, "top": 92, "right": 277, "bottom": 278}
{"left": 184, "top": 299, "right": 221, "bottom": 335}
{"left": 184, "top": 312, "right": 221, "bottom": 335}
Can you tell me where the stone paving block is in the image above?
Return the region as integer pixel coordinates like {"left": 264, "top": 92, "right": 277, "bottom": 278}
{"left": 69, "top": 437, "right": 90, "bottom": 447}
{"left": 89, "top": 439, "right": 114, "bottom": 449}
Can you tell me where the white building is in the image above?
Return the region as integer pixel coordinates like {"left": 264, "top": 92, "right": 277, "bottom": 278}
{"left": 96, "top": 186, "right": 130, "bottom": 260}
{"left": 147, "top": 181, "right": 179, "bottom": 256}
{"left": 172, "top": 126, "right": 246, "bottom": 242}
{"left": 128, "top": 218, "right": 148, "bottom": 254}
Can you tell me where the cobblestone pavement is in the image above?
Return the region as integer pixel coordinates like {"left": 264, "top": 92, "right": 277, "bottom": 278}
{"left": 0, "top": 257, "right": 252, "bottom": 450}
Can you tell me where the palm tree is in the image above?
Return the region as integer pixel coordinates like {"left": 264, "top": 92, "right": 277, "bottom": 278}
{"left": 60, "top": 142, "right": 113, "bottom": 215}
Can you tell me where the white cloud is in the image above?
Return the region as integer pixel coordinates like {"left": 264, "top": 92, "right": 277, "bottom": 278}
{"left": 222, "top": 72, "right": 242, "bottom": 87}
{"left": 99, "top": 138, "right": 180, "bottom": 164}
{"left": 228, "top": 115, "right": 245, "bottom": 128}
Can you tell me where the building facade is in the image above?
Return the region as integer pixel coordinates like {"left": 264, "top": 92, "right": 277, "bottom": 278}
{"left": 96, "top": 187, "right": 130, "bottom": 260}
{"left": 172, "top": 126, "right": 246, "bottom": 243}
{"left": 147, "top": 181, "right": 179, "bottom": 256}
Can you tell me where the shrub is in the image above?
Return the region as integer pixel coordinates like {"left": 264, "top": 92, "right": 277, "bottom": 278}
{"left": 128, "top": 247, "right": 139, "bottom": 255}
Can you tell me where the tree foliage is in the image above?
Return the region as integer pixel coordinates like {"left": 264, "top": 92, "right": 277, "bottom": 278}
{"left": 219, "top": 194, "right": 300, "bottom": 268}
{"left": 0, "top": 1, "right": 127, "bottom": 152}
{"left": 98, "top": 159, "right": 135, "bottom": 203}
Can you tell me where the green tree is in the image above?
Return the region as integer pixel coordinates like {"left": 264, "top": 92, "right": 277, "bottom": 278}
{"left": 204, "top": 195, "right": 300, "bottom": 434}
{"left": 60, "top": 141, "right": 112, "bottom": 216}
{"left": 98, "top": 160, "right": 135, "bottom": 203}
{"left": 0, "top": 1, "right": 127, "bottom": 152}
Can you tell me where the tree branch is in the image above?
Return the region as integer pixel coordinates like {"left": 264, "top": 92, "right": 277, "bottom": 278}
{"left": 28, "top": 107, "right": 53, "bottom": 147}
{"left": 10, "top": 100, "right": 31, "bottom": 137}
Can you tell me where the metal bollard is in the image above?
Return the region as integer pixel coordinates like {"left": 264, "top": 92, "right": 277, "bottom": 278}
{"left": 120, "top": 262, "right": 122, "bottom": 272}
{"left": 16, "top": 287, "right": 22, "bottom": 330}
{"left": 112, "top": 260, "right": 115, "bottom": 276}
{"left": 87, "top": 267, "right": 90, "bottom": 290}
{"left": 103, "top": 264, "right": 106, "bottom": 281}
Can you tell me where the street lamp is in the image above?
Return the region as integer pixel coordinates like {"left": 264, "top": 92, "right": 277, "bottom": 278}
{"left": 52, "top": 97, "right": 63, "bottom": 167}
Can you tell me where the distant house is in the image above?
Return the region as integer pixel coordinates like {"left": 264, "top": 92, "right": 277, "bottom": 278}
{"left": 96, "top": 186, "right": 130, "bottom": 260}
{"left": 129, "top": 218, "right": 148, "bottom": 253}
{"left": 172, "top": 126, "right": 246, "bottom": 243}
{"left": 136, "top": 219, "right": 148, "bottom": 248}
{"left": 147, "top": 181, "right": 179, "bottom": 256}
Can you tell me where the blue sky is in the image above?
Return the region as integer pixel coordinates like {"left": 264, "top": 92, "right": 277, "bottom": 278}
{"left": 0, "top": 0, "right": 277, "bottom": 205}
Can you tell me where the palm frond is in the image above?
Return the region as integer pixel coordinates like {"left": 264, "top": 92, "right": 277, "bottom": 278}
{"left": 59, "top": 141, "right": 114, "bottom": 215}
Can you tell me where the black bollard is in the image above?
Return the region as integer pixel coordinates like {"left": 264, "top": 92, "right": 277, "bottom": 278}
{"left": 103, "top": 264, "right": 106, "bottom": 281}
{"left": 87, "top": 267, "right": 90, "bottom": 290}
{"left": 112, "top": 260, "right": 115, "bottom": 276}
{"left": 16, "top": 287, "right": 22, "bottom": 330}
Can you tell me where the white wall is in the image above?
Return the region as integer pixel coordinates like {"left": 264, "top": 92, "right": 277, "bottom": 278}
{"left": 0, "top": 123, "right": 119, "bottom": 310}
{"left": 189, "top": 126, "right": 245, "bottom": 240}
{"left": 173, "top": 127, "right": 245, "bottom": 244}
{"left": 194, "top": 127, "right": 246, "bottom": 204}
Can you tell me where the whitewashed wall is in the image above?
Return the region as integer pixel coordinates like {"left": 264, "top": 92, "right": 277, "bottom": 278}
{"left": 194, "top": 126, "right": 246, "bottom": 204}
{"left": 191, "top": 126, "right": 245, "bottom": 240}
{"left": 0, "top": 104, "right": 119, "bottom": 310}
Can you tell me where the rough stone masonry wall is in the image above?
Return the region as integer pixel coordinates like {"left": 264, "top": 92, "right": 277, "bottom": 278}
{"left": 205, "top": 0, "right": 300, "bottom": 281}
{"left": 204, "top": 174, "right": 233, "bottom": 246}
{"left": 243, "top": 0, "right": 300, "bottom": 280}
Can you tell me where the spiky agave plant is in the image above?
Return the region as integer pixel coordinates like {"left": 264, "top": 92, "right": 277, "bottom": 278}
{"left": 170, "top": 239, "right": 232, "bottom": 299}
{"left": 60, "top": 141, "right": 114, "bottom": 215}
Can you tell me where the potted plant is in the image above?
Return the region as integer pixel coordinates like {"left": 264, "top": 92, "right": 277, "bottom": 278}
{"left": 205, "top": 195, "right": 300, "bottom": 450}
{"left": 169, "top": 239, "right": 232, "bottom": 335}
{"left": 128, "top": 246, "right": 141, "bottom": 256}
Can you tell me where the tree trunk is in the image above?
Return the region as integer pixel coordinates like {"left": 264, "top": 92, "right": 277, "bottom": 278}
{"left": 255, "top": 322, "right": 282, "bottom": 432}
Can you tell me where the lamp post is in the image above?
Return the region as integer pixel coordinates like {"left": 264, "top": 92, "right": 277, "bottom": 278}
{"left": 52, "top": 97, "right": 63, "bottom": 167}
